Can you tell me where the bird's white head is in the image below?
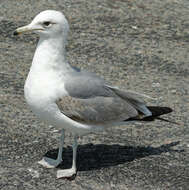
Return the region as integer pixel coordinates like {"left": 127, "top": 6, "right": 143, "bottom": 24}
{"left": 14, "top": 10, "right": 69, "bottom": 39}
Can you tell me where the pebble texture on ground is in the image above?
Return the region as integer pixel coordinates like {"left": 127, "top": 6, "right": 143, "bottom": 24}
{"left": 0, "top": 0, "right": 188, "bottom": 189}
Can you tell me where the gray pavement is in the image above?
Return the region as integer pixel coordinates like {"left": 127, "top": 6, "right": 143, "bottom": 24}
{"left": 0, "top": 0, "right": 189, "bottom": 189}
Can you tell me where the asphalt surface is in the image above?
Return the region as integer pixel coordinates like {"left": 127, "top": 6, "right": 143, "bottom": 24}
{"left": 0, "top": 0, "right": 189, "bottom": 189}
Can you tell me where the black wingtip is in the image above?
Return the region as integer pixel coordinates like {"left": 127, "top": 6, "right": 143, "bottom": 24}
{"left": 141, "top": 106, "right": 177, "bottom": 124}
{"left": 13, "top": 30, "right": 19, "bottom": 36}
{"left": 147, "top": 106, "right": 173, "bottom": 116}
{"left": 125, "top": 106, "right": 179, "bottom": 125}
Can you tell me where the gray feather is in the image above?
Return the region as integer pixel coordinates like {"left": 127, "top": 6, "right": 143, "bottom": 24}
{"left": 58, "top": 70, "right": 151, "bottom": 124}
{"left": 106, "top": 85, "right": 152, "bottom": 116}
{"left": 64, "top": 71, "right": 113, "bottom": 98}
{"left": 56, "top": 95, "right": 138, "bottom": 124}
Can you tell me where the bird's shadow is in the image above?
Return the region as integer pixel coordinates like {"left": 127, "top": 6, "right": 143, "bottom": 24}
{"left": 44, "top": 141, "right": 183, "bottom": 172}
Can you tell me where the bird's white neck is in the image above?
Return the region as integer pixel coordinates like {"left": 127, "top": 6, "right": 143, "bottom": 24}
{"left": 31, "top": 36, "right": 73, "bottom": 73}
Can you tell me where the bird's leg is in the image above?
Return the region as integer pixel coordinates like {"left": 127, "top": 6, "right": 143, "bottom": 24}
{"left": 57, "top": 135, "right": 78, "bottom": 178}
{"left": 38, "top": 129, "right": 65, "bottom": 168}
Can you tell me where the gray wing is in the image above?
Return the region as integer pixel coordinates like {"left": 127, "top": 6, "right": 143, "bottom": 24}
{"left": 56, "top": 71, "right": 151, "bottom": 124}
{"left": 64, "top": 71, "right": 112, "bottom": 98}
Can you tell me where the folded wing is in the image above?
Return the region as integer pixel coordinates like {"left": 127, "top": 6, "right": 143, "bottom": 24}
{"left": 56, "top": 71, "right": 152, "bottom": 124}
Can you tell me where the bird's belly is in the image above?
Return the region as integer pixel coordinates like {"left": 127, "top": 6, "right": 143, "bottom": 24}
{"left": 27, "top": 99, "right": 100, "bottom": 135}
{"left": 24, "top": 80, "right": 100, "bottom": 135}
{"left": 24, "top": 75, "right": 62, "bottom": 125}
{"left": 24, "top": 86, "right": 57, "bottom": 125}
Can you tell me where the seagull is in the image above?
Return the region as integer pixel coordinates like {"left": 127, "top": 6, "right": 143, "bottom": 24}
{"left": 14, "top": 10, "right": 174, "bottom": 178}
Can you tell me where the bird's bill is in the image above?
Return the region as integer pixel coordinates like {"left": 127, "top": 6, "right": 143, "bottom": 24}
{"left": 13, "top": 24, "right": 43, "bottom": 36}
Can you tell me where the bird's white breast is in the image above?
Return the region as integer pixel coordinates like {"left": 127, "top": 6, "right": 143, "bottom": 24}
{"left": 24, "top": 67, "right": 66, "bottom": 118}
{"left": 24, "top": 68, "right": 96, "bottom": 135}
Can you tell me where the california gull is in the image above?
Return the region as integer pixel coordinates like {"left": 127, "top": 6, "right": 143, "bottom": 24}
{"left": 13, "top": 10, "right": 174, "bottom": 179}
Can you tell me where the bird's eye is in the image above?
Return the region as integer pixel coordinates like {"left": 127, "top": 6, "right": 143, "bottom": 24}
{"left": 43, "top": 21, "right": 51, "bottom": 27}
